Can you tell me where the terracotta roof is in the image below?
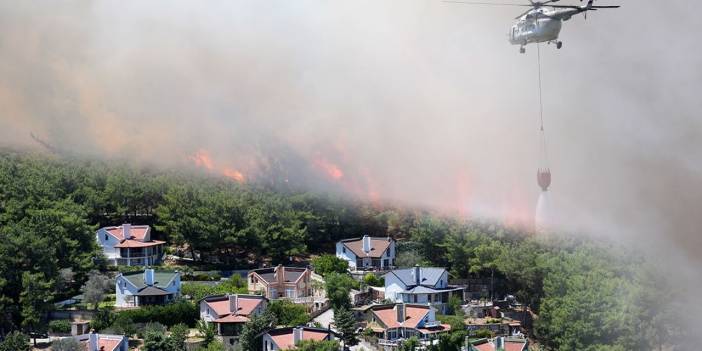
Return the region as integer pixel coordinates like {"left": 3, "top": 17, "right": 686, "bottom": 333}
{"left": 105, "top": 225, "right": 149, "bottom": 241}
{"left": 80, "top": 336, "right": 122, "bottom": 351}
{"left": 342, "top": 237, "right": 391, "bottom": 258}
{"left": 205, "top": 296, "right": 264, "bottom": 319}
{"left": 471, "top": 339, "right": 527, "bottom": 351}
{"left": 269, "top": 328, "right": 331, "bottom": 350}
{"left": 114, "top": 239, "right": 165, "bottom": 248}
{"left": 371, "top": 305, "right": 429, "bottom": 329}
{"left": 213, "top": 315, "right": 250, "bottom": 323}
{"left": 417, "top": 324, "right": 451, "bottom": 334}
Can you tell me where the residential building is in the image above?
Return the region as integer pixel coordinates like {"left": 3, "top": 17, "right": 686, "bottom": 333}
{"left": 96, "top": 224, "right": 165, "bottom": 266}
{"left": 115, "top": 269, "right": 181, "bottom": 307}
{"left": 200, "top": 294, "right": 268, "bottom": 347}
{"left": 366, "top": 303, "right": 450, "bottom": 349}
{"left": 383, "top": 266, "right": 465, "bottom": 314}
{"left": 75, "top": 332, "right": 129, "bottom": 351}
{"left": 469, "top": 336, "right": 528, "bottom": 351}
{"left": 248, "top": 265, "right": 313, "bottom": 303}
{"left": 262, "top": 326, "right": 336, "bottom": 351}
{"left": 336, "top": 235, "right": 396, "bottom": 271}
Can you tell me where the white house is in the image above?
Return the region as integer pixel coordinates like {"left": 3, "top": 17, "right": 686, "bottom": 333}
{"left": 199, "top": 294, "right": 268, "bottom": 347}
{"left": 115, "top": 269, "right": 180, "bottom": 307}
{"left": 96, "top": 224, "right": 165, "bottom": 266}
{"left": 75, "top": 332, "right": 129, "bottom": 351}
{"left": 383, "top": 266, "right": 465, "bottom": 314}
{"left": 336, "top": 235, "right": 396, "bottom": 271}
{"left": 262, "top": 326, "right": 337, "bottom": 351}
{"left": 366, "top": 303, "right": 451, "bottom": 350}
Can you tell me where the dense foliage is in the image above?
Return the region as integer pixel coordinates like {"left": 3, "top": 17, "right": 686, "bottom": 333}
{"left": 266, "top": 300, "right": 309, "bottom": 327}
{"left": 0, "top": 152, "right": 686, "bottom": 350}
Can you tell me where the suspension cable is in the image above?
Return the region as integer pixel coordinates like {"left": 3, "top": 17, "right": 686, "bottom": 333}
{"left": 536, "top": 43, "right": 549, "bottom": 167}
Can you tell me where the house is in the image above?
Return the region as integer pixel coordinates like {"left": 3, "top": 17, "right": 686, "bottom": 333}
{"left": 365, "top": 303, "right": 450, "bottom": 349}
{"left": 262, "top": 326, "right": 336, "bottom": 351}
{"left": 75, "top": 331, "right": 129, "bottom": 351}
{"left": 115, "top": 269, "right": 180, "bottom": 307}
{"left": 96, "top": 224, "right": 165, "bottom": 266}
{"left": 383, "top": 266, "right": 465, "bottom": 314}
{"left": 469, "top": 336, "right": 528, "bottom": 351}
{"left": 199, "top": 294, "right": 268, "bottom": 347}
{"left": 336, "top": 235, "right": 396, "bottom": 271}
{"left": 248, "top": 265, "right": 313, "bottom": 303}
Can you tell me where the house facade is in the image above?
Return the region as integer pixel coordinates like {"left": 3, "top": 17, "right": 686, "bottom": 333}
{"left": 336, "top": 235, "right": 396, "bottom": 271}
{"left": 384, "top": 266, "right": 465, "bottom": 314}
{"left": 263, "top": 326, "right": 336, "bottom": 351}
{"left": 248, "top": 265, "right": 313, "bottom": 303}
{"left": 115, "top": 269, "right": 181, "bottom": 307}
{"left": 366, "top": 303, "right": 450, "bottom": 350}
{"left": 96, "top": 224, "right": 165, "bottom": 266}
{"left": 75, "top": 332, "right": 129, "bottom": 351}
{"left": 200, "top": 294, "right": 268, "bottom": 347}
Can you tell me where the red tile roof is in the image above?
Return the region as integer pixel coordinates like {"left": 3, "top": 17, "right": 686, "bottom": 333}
{"left": 114, "top": 239, "right": 165, "bottom": 248}
{"left": 80, "top": 337, "right": 121, "bottom": 351}
{"left": 417, "top": 324, "right": 451, "bottom": 334}
{"left": 206, "top": 297, "right": 263, "bottom": 317}
{"left": 371, "top": 305, "right": 429, "bottom": 329}
{"left": 106, "top": 225, "right": 149, "bottom": 241}
{"left": 204, "top": 296, "right": 264, "bottom": 324}
{"left": 270, "top": 329, "right": 330, "bottom": 350}
{"left": 342, "top": 237, "right": 392, "bottom": 258}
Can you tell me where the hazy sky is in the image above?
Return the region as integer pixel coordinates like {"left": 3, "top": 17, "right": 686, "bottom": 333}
{"left": 1, "top": 0, "right": 701, "bottom": 273}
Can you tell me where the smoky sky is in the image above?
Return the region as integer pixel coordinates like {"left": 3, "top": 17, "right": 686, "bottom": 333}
{"left": 1, "top": 0, "right": 702, "bottom": 276}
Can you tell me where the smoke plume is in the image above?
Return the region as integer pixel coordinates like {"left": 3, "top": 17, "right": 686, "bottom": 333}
{"left": 1, "top": 1, "right": 701, "bottom": 343}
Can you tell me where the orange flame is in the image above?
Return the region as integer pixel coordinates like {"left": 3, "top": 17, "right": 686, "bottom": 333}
{"left": 223, "top": 168, "right": 245, "bottom": 183}
{"left": 191, "top": 149, "right": 215, "bottom": 170}
{"left": 313, "top": 157, "right": 344, "bottom": 180}
{"left": 188, "top": 149, "right": 246, "bottom": 183}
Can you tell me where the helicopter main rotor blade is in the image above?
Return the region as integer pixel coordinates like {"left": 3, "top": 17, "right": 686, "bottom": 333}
{"left": 590, "top": 5, "right": 620, "bottom": 8}
{"left": 442, "top": 1, "right": 531, "bottom": 7}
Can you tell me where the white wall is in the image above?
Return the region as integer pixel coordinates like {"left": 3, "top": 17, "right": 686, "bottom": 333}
{"left": 96, "top": 228, "right": 120, "bottom": 260}
{"left": 384, "top": 274, "right": 405, "bottom": 302}
{"left": 335, "top": 242, "right": 357, "bottom": 269}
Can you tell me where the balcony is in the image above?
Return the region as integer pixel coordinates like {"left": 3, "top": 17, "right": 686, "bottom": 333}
{"left": 424, "top": 321, "right": 441, "bottom": 328}
{"left": 378, "top": 339, "right": 399, "bottom": 346}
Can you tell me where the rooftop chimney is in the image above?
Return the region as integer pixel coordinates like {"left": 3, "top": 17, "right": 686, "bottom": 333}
{"left": 229, "top": 294, "right": 239, "bottom": 314}
{"left": 396, "top": 304, "right": 406, "bottom": 324}
{"left": 144, "top": 268, "right": 155, "bottom": 286}
{"left": 495, "top": 336, "right": 504, "bottom": 349}
{"left": 413, "top": 265, "right": 421, "bottom": 285}
{"left": 88, "top": 331, "right": 98, "bottom": 351}
{"left": 275, "top": 264, "right": 285, "bottom": 285}
{"left": 122, "top": 224, "right": 132, "bottom": 240}
{"left": 362, "top": 235, "right": 371, "bottom": 253}
{"left": 293, "top": 327, "right": 304, "bottom": 345}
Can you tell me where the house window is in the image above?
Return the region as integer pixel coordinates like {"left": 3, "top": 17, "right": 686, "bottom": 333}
{"left": 342, "top": 247, "right": 346, "bottom": 253}
{"left": 229, "top": 339, "right": 235, "bottom": 345}
{"left": 285, "top": 288, "right": 295, "bottom": 298}
{"left": 104, "top": 234, "right": 108, "bottom": 241}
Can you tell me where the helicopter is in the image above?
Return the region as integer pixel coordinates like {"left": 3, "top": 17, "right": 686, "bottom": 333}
{"left": 446, "top": 0, "right": 620, "bottom": 53}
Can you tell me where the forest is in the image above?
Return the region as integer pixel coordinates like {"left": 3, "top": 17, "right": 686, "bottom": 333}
{"left": 0, "top": 150, "right": 687, "bottom": 350}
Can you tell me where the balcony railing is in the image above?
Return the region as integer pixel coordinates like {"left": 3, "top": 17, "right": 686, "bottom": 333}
{"left": 378, "top": 339, "right": 400, "bottom": 346}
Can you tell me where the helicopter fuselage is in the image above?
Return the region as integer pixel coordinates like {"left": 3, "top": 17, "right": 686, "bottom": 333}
{"left": 509, "top": 16, "right": 562, "bottom": 46}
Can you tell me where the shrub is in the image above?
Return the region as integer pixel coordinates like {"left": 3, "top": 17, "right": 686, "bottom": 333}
{"left": 267, "top": 300, "right": 309, "bottom": 326}
{"left": 472, "top": 329, "right": 493, "bottom": 338}
{"left": 116, "top": 300, "right": 199, "bottom": 327}
{"left": 49, "top": 319, "right": 72, "bottom": 334}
